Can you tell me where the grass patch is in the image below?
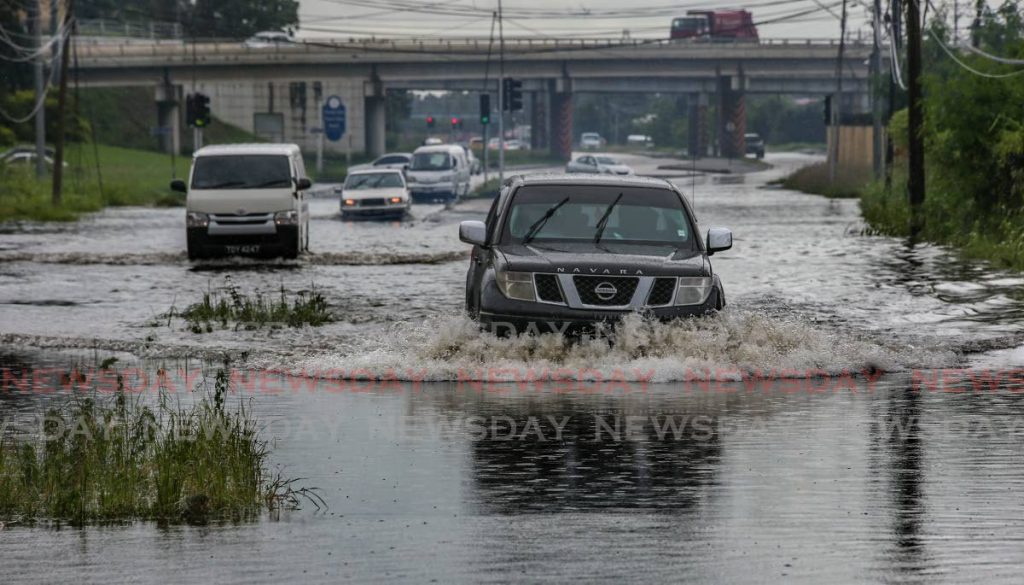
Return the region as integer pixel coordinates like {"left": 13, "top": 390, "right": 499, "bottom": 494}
{"left": 860, "top": 169, "right": 1024, "bottom": 270}
{"left": 780, "top": 161, "right": 869, "bottom": 198}
{"left": 0, "top": 143, "right": 185, "bottom": 222}
{"left": 0, "top": 368, "right": 322, "bottom": 526}
{"left": 176, "top": 282, "right": 332, "bottom": 333}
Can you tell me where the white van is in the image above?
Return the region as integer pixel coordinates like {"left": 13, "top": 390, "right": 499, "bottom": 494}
{"left": 171, "top": 144, "right": 311, "bottom": 260}
{"left": 405, "top": 144, "right": 471, "bottom": 203}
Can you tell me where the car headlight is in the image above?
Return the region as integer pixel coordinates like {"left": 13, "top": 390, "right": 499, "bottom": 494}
{"left": 495, "top": 270, "right": 536, "bottom": 302}
{"left": 389, "top": 196, "right": 403, "bottom": 204}
{"left": 186, "top": 211, "right": 208, "bottom": 228}
{"left": 440, "top": 173, "right": 453, "bottom": 182}
{"left": 342, "top": 198, "right": 357, "bottom": 207}
{"left": 274, "top": 210, "right": 299, "bottom": 225}
{"left": 675, "top": 277, "right": 714, "bottom": 306}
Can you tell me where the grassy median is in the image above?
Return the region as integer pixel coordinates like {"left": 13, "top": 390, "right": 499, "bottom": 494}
{"left": 0, "top": 143, "right": 184, "bottom": 222}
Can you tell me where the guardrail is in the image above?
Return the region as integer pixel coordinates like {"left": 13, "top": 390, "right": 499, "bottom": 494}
{"left": 76, "top": 18, "right": 183, "bottom": 40}
{"left": 72, "top": 36, "right": 874, "bottom": 60}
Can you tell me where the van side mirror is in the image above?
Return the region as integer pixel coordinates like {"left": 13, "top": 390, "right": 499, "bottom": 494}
{"left": 707, "top": 227, "right": 733, "bottom": 255}
{"left": 170, "top": 179, "right": 186, "bottom": 193}
{"left": 459, "top": 220, "right": 487, "bottom": 246}
{"left": 296, "top": 177, "right": 312, "bottom": 190}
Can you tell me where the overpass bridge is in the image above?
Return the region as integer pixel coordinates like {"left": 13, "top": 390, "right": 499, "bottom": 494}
{"left": 73, "top": 37, "right": 879, "bottom": 159}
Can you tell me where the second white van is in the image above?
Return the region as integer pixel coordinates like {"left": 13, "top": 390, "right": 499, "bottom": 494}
{"left": 405, "top": 145, "right": 471, "bottom": 203}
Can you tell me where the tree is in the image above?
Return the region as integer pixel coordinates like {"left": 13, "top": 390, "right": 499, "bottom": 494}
{"left": 187, "top": 0, "right": 299, "bottom": 39}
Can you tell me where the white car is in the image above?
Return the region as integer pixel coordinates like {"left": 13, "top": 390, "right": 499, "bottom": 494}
{"left": 172, "top": 143, "right": 311, "bottom": 260}
{"left": 349, "top": 153, "right": 412, "bottom": 172}
{"left": 565, "top": 154, "right": 634, "bottom": 176}
{"left": 487, "top": 138, "right": 526, "bottom": 151}
{"left": 580, "top": 132, "right": 606, "bottom": 150}
{"left": 337, "top": 168, "right": 411, "bottom": 219}
{"left": 244, "top": 31, "right": 293, "bottom": 48}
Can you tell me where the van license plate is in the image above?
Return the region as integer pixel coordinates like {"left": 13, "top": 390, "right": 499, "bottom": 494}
{"left": 225, "top": 244, "right": 261, "bottom": 255}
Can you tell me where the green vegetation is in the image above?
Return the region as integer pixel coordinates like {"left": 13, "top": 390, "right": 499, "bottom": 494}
{"left": 0, "top": 143, "right": 184, "bottom": 222}
{"left": 0, "top": 369, "right": 320, "bottom": 525}
{"left": 856, "top": 3, "right": 1024, "bottom": 270}
{"left": 176, "top": 282, "right": 332, "bottom": 333}
{"left": 470, "top": 178, "right": 501, "bottom": 198}
{"left": 780, "top": 162, "right": 867, "bottom": 198}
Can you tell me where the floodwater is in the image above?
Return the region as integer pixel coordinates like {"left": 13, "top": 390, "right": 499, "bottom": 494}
{"left": 2, "top": 153, "right": 1024, "bottom": 583}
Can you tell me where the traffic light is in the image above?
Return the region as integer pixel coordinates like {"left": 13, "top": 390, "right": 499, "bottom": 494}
{"left": 451, "top": 117, "right": 458, "bottom": 129}
{"left": 426, "top": 115, "right": 435, "bottom": 128}
{"left": 193, "top": 93, "right": 210, "bottom": 127}
{"left": 479, "top": 94, "right": 490, "bottom": 125}
{"left": 187, "top": 92, "right": 211, "bottom": 128}
{"left": 502, "top": 78, "right": 523, "bottom": 112}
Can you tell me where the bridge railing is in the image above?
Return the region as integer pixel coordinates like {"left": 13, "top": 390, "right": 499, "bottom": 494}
{"left": 76, "top": 19, "right": 183, "bottom": 41}
{"left": 72, "top": 36, "right": 873, "bottom": 59}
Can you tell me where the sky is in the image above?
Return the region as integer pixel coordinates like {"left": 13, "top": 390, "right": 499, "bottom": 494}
{"left": 296, "top": 0, "right": 883, "bottom": 41}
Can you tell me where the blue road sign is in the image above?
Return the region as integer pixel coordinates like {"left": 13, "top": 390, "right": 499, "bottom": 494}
{"left": 323, "top": 96, "right": 347, "bottom": 142}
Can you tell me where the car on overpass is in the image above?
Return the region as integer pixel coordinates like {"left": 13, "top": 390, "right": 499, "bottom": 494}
{"left": 458, "top": 174, "right": 732, "bottom": 334}
{"left": 244, "top": 31, "right": 294, "bottom": 48}
{"left": 565, "top": 154, "right": 634, "bottom": 176}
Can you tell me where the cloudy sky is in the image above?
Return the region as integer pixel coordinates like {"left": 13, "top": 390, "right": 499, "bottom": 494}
{"left": 296, "top": 0, "right": 884, "bottom": 41}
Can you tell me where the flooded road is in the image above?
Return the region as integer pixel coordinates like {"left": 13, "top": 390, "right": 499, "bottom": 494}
{"left": 3, "top": 153, "right": 1024, "bottom": 583}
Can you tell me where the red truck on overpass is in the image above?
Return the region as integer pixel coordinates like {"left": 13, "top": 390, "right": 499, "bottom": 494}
{"left": 670, "top": 10, "right": 759, "bottom": 41}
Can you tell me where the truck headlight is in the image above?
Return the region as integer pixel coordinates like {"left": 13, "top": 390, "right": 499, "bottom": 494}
{"left": 439, "top": 173, "right": 453, "bottom": 182}
{"left": 675, "top": 277, "right": 714, "bottom": 306}
{"left": 495, "top": 270, "right": 536, "bottom": 302}
{"left": 186, "top": 211, "right": 208, "bottom": 228}
{"left": 274, "top": 210, "right": 298, "bottom": 225}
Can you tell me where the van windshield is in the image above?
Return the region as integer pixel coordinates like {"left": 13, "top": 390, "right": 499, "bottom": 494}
{"left": 410, "top": 152, "right": 452, "bottom": 171}
{"left": 502, "top": 185, "right": 694, "bottom": 247}
{"left": 191, "top": 155, "right": 292, "bottom": 190}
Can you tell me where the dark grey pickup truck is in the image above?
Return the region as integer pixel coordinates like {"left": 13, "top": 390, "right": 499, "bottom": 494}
{"left": 459, "top": 174, "right": 733, "bottom": 334}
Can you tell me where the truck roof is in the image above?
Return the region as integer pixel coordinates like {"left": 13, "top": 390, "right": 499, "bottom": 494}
{"left": 193, "top": 143, "right": 301, "bottom": 157}
{"left": 512, "top": 173, "right": 674, "bottom": 190}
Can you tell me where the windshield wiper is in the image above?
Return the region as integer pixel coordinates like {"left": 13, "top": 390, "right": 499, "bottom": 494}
{"left": 522, "top": 197, "right": 570, "bottom": 244}
{"left": 593, "top": 192, "right": 623, "bottom": 244}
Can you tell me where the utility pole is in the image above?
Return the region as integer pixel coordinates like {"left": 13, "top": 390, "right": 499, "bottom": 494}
{"left": 51, "top": 0, "right": 73, "bottom": 206}
{"left": 871, "top": 0, "right": 883, "bottom": 179}
{"left": 830, "top": 0, "right": 848, "bottom": 184}
{"left": 497, "top": 0, "right": 506, "bottom": 184}
{"left": 906, "top": 0, "right": 925, "bottom": 235}
{"left": 33, "top": 0, "right": 47, "bottom": 179}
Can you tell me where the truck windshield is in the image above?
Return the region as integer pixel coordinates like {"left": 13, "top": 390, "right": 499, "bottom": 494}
{"left": 673, "top": 17, "right": 705, "bottom": 32}
{"left": 344, "top": 172, "right": 404, "bottom": 189}
{"left": 502, "top": 185, "right": 694, "bottom": 247}
{"left": 410, "top": 152, "right": 452, "bottom": 171}
{"left": 191, "top": 155, "right": 292, "bottom": 189}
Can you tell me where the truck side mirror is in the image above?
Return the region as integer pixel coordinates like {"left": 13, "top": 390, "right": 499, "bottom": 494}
{"left": 706, "top": 227, "right": 733, "bottom": 255}
{"left": 296, "top": 177, "right": 312, "bottom": 190}
{"left": 170, "top": 179, "right": 186, "bottom": 193}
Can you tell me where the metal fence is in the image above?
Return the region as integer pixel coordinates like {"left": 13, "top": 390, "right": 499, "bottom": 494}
{"left": 76, "top": 19, "right": 183, "bottom": 41}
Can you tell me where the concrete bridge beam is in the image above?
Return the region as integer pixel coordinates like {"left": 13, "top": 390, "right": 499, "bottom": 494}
{"left": 717, "top": 75, "right": 747, "bottom": 159}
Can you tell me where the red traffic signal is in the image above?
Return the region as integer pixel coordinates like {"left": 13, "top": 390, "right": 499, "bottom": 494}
{"left": 426, "top": 116, "right": 435, "bottom": 128}
{"left": 451, "top": 117, "right": 459, "bottom": 128}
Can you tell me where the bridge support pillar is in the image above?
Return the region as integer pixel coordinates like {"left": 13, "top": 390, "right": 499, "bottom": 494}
{"left": 364, "top": 80, "right": 386, "bottom": 158}
{"left": 549, "top": 80, "right": 573, "bottom": 162}
{"left": 688, "top": 93, "right": 709, "bottom": 158}
{"left": 155, "top": 80, "right": 181, "bottom": 155}
{"left": 530, "top": 91, "right": 547, "bottom": 151}
{"left": 717, "top": 75, "right": 746, "bottom": 159}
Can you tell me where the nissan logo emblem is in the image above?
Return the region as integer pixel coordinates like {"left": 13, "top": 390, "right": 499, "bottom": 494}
{"left": 594, "top": 282, "right": 617, "bottom": 301}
